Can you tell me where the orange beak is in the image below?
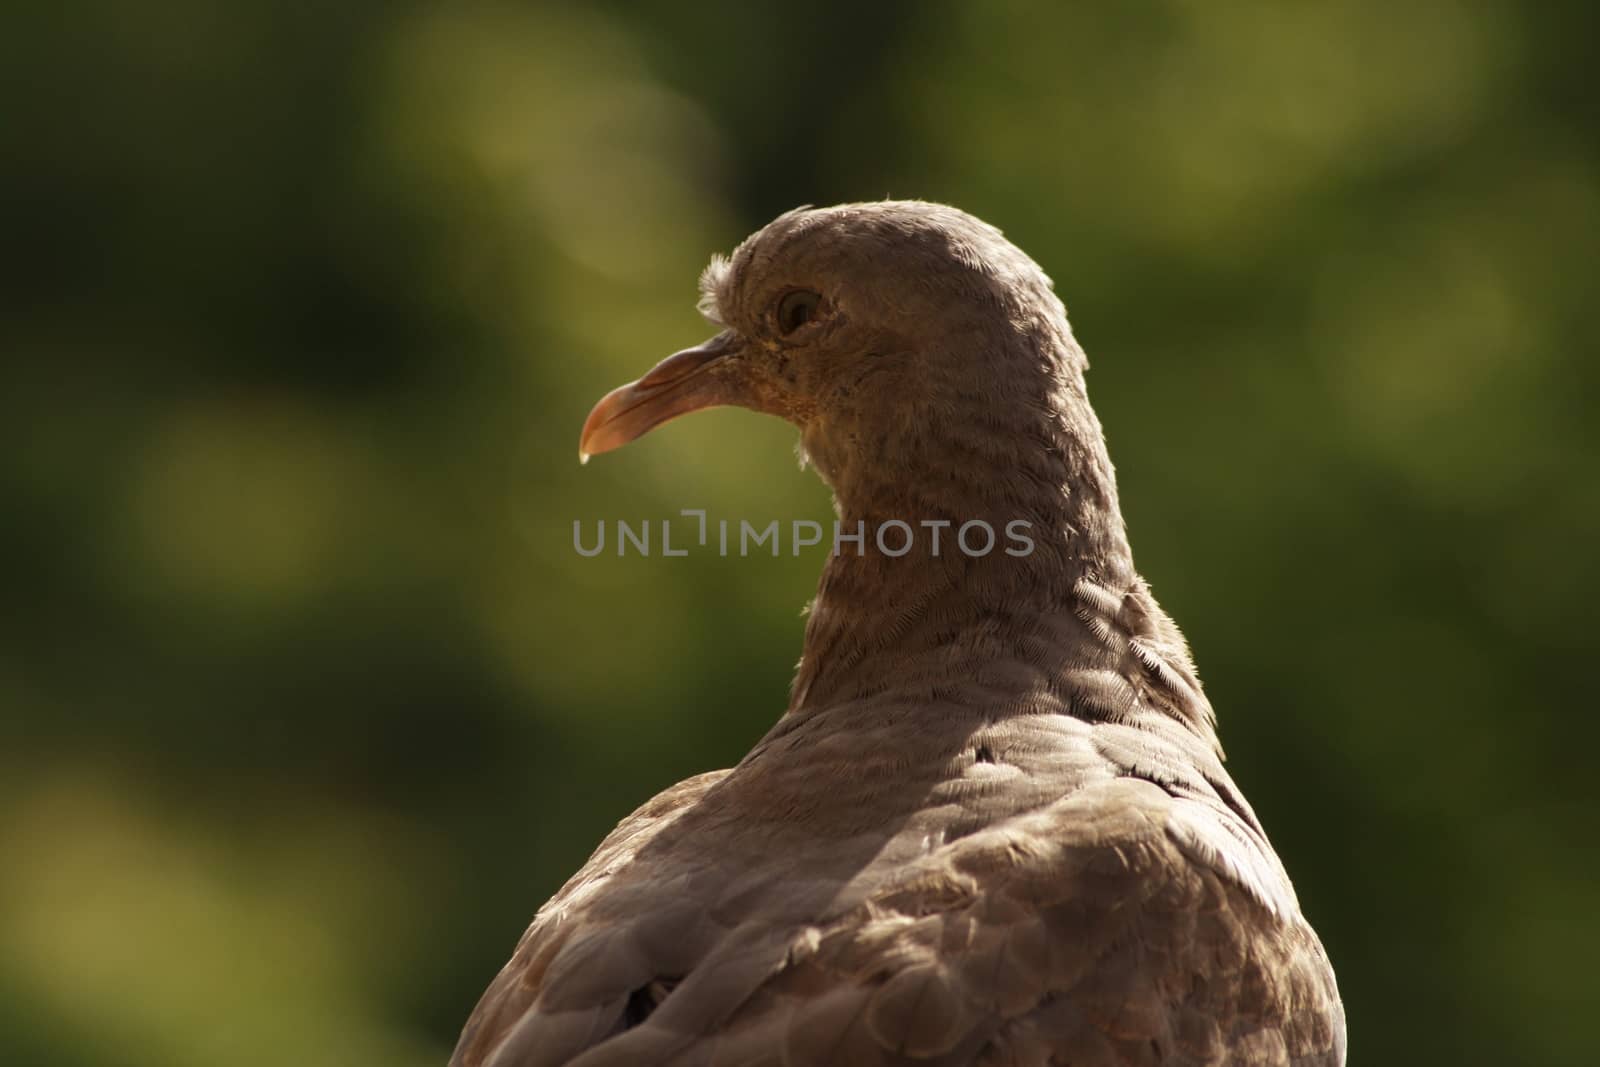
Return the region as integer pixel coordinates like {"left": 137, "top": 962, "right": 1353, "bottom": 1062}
{"left": 579, "top": 333, "right": 744, "bottom": 462}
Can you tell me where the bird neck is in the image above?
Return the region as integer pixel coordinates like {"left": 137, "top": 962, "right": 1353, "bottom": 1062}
{"left": 784, "top": 327, "right": 1219, "bottom": 752}
{"left": 790, "top": 375, "right": 1161, "bottom": 714}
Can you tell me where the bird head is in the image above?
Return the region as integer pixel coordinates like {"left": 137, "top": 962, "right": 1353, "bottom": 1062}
{"left": 579, "top": 201, "right": 1091, "bottom": 505}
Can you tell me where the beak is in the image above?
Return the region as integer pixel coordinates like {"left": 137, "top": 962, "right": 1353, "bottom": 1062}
{"left": 579, "top": 332, "right": 745, "bottom": 462}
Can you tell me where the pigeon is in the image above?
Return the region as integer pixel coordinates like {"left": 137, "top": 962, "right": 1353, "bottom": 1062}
{"left": 453, "top": 202, "right": 1345, "bottom": 1066}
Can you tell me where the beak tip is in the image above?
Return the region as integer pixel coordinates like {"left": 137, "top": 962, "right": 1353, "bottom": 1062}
{"left": 578, "top": 449, "right": 591, "bottom": 466}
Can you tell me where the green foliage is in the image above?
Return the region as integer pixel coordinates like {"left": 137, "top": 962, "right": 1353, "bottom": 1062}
{"left": 3, "top": 2, "right": 1596, "bottom": 1063}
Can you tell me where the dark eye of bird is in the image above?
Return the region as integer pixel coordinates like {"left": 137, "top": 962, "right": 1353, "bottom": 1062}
{"left": 777, "top": 289, "right": 821, "bottom": 335}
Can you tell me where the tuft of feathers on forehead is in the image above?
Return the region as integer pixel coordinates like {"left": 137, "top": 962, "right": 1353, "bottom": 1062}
{"left": 696, "top": 206, "right": 815, "bottom": 327}
{"left": 696, "top": 253, "right": 732, "bottom": 326}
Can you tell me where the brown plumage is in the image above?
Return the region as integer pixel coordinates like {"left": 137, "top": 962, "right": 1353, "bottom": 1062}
{"left": 453, "top": 202, "right": 1345, "bottom": 1066}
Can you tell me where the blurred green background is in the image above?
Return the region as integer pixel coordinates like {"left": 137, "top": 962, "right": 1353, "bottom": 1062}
{"left": 4, "top": 2, "right": 1597, "bottom": 1064}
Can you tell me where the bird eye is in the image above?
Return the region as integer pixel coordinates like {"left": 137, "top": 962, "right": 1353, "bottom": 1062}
{"left": 776, "top": 289, "right": 821, "bottom": 335}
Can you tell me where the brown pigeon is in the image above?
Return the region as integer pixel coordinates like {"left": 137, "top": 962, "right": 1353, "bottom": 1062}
{"left": 452, "top": 202, "right": 1345, "bottom": 1066}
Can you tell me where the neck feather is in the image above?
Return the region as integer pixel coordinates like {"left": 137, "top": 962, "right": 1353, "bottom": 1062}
{"left": 787, "top": 338, "right": 1218, "bottom": 753}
